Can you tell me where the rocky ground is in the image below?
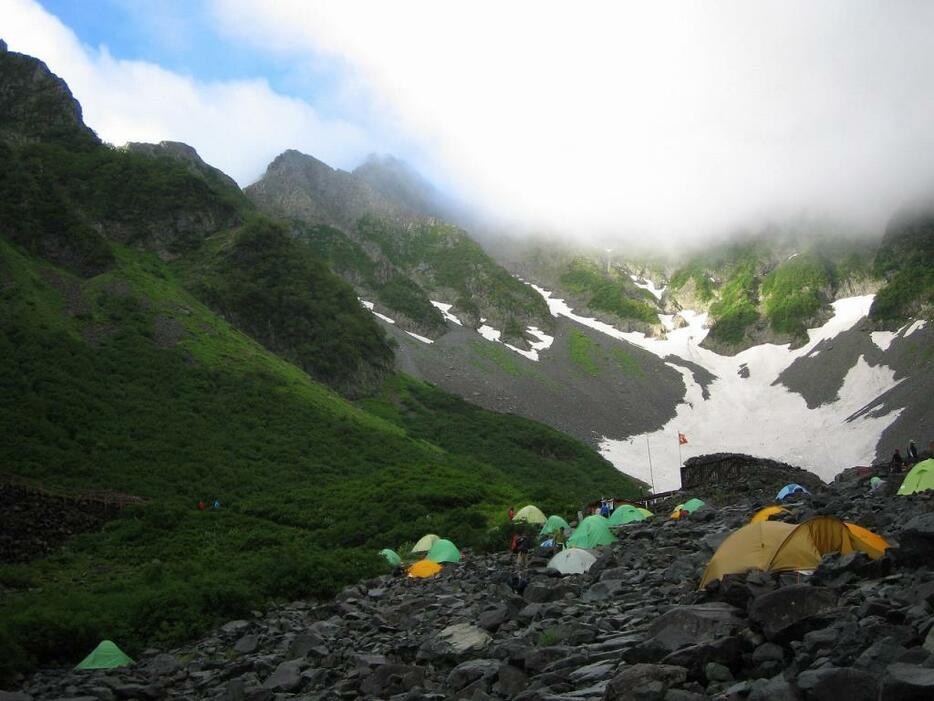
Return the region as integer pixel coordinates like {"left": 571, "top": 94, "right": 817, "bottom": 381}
{"left": 5, "top": 472, "right": 934, "bottom": 701}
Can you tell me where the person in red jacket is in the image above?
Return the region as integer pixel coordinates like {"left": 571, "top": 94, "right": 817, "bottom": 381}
{"left": 197, "top": 500, "right": 206, "bottom": 511}
{"left": 507, "top": 506, "right": 515, "bottom": 520}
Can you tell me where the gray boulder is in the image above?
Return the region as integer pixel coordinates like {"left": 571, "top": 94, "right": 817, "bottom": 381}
{"left": 748, "top": 585, "right": 837, "bottom": 641}
{"left": 417, "top": 623, "right": 492, "bottom": 661}
{"left": 261, "top": 659, "right": 303, "bottom": 692}
{"left": 604, "top": 663, "right": 688, "bottom": 700}
{"left": 796, "top": 666, "right": 878, "bottom": 701}
{"left": 879, "top": 662, "right": 934, "bottom": 700}
{"left": 359, "top": 664, "right": 426, "bottom": 697}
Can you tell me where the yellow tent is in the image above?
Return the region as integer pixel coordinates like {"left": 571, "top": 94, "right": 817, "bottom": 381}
{"left": 407, "top": 560, "right": 443, "bottom": 578}
{"left": 750, "top": 506, "right": 789, "bottom": 523}
{"left": 513, "top": 505, "right": 547, "bottom": 524}
{"left": 700, "top": 521, "right": 796, "bottom": 588}
{"left": 411, "top": 534, "right": 441, "bottom": 553}
{"left": 700, "top": 516, "right": 889, "bottom": 588}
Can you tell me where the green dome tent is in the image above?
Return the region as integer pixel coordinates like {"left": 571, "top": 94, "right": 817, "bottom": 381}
{"left": 636, "top": 507, "right": 653, "bottom": 518}
{"left": 540, "top": 514, "right": 571, "bottom": 535}
{"left": 513, "top": 505, "right": 547, "bottom": 524}
{"left": 75, "top": 640, "right": 134, "bottom": 670}
{"left": 567, "top": 515, "right": 615, "bottom": 549}
{"left": 898, "top": 458, "right": 934, "bottom": 495}
{"left": 426, "top": 538, "right": 461, "bottom": 563}
{"left": 607, "top": 504, "right": 647, "bottom": 527}
{"left": 411, "top": 534, "right": 441, "bottom": 553}
{"left": 379, "top": 548, "right": 402, "bottom": 567}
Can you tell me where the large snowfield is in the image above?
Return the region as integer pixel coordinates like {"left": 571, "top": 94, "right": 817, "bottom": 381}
{"left": 529, "top": 285, "right": 909, "bottom": 492}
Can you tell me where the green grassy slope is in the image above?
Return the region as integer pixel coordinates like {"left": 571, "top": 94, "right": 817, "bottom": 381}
{"left": 869, "top": 208, "right": 934, "bottom": 323}
{"left": 559, "top": 258, "right": 659, "bottom": 325}
{"left": 0, "top": 236, "right": 637, "bottom": 680}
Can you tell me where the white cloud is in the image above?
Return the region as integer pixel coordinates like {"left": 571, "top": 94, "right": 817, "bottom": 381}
{"left": 0, "top": 0, "right": 373, "bottom": 185}
{"left": 211, "top": 0, "right": 934, "bottom": 240}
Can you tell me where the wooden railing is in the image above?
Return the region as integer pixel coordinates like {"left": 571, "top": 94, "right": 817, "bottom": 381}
{"left": 0, "top": 472, "right": 146, "bottom": 510}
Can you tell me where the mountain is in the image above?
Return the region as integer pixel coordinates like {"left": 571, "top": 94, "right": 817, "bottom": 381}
{"left": 0, "top": 44, "right": 640, "bottom": 680}
{"left": 246, "top": 149, "right": 552, "bottom": 343}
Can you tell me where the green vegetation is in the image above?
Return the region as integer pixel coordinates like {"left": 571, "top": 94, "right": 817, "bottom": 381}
{"left": 0, "top": 237, "right": 637, "bottom": 682}
{"left": 180, "top": 218, "right": 394, "bottom": 395}
{"left": 706, "top": 261, "right": 760, "bottom": 345}
{"left": 560, "top": 259, "right": 659, "bottom": 324}
{"left": 611, "top": 347, "right": 645, "bottom": 377}
{"left": 568, "top": 329, "right": 601, "bottom": 376}
{"left": 870, "top": 211, "right": 934, "bottom": 323}
{"left": 669, "top": 262, "right": 717, "bottom": 302}
{"left": 356, "top": 216, "right": 550, "bottom": 331}
{"left": 761, "top": 253, "right": 832, "bottom": 336}
{"left": 471, "top": 340, "right": 525, "bottom": 377}
{"left": 376, "top": 275, "right": 445, "bottom": 330}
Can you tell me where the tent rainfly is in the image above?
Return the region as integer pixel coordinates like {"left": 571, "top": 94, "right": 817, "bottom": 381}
{"left": 540, "top": 514, "right": 571, "bottom": 535}
{"left": 749, "top": 506, "right": 789, "bottom": 524}
{"left": 567, "top": 515, "right": 616, "bottom": 549}
{"left": 776, "top": 483, "right": 810, "bottom": 501}
{"left": 411, "top": 534, "right": 441, "bottom": 553}
{"left": 700, "top": 515, "right": 889, "bottom": 588}
{"left": 607, "top": 504, "right": 647, "bottom": 527}
{"left": 547, "top": 548, "right": 597, "bottom": 575}
{"left": 513, "top": 505, "right": 547, "bottom": 524}
{"left": 407, "top": 560, "right": 443, "bottom": 578}
{"left": 379, "top": 548, "right": 402, "bottom": 567}
{"left": 426, "top": 538, "right": 461, "bottom": 563}
{"left": 898, "top": 458, "right": 934, "bottom": 495}
{"left": 75, "top": 640, "right": 134, "bottom": 670}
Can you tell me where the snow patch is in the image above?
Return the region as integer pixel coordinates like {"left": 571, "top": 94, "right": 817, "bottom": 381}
{"left": 359, "top": 299, "right": 397, "bottom": 324}
{"left": 905, "top": 319, "right": 926, "bottom": 337}
{"left": 406, "top": 331, "right": 434, "bottom": 344}
{"left": 870, "top": 330, "right": 897, "bottom": 352}
{"left": 527, "top": 283, "right": 902, "bottom": 491}
{"left": 430, "top": 300, "right": 463, "bottom": 326}
{"left": 630, "top": 274, "right": 667, "bottom": 300}
{"left": 477, "top": 324, "right": 501, "bottom": 342}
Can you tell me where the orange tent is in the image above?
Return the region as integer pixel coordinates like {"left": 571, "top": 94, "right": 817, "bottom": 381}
{"left": 700, "top": 516, "right": 889, "bottom": 588}
{"left": 407, "top": 560, "right": 443, "bottom": 578}
{"left": 750, "top": 506, "right": 789, "bottom": 524}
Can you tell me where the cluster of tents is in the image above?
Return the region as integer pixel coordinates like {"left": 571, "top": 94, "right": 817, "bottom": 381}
{"left": 379, "top": 533, "right": 462, "bottom": 579}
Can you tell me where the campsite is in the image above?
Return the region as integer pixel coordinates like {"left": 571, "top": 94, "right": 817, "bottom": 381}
{"left": 14, "top": 463, "right": 934, "bottom": 700}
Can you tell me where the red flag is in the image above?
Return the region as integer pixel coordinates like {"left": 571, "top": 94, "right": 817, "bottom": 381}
{"left": 678, "top": 432, "right": 688, "bottom": 445}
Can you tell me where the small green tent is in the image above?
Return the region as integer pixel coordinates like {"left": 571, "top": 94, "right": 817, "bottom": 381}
{"left": 898, "top": 458, "right": 934, "bottom": 495}
{"left": 607, "top": 504, "right": 646, "bottom": 527}
{"left": 379, "top": 548, "right": 402, "bottom": 567}
{"left": 426, "top": 538, "right": 461, "bottom": 563}
{"left": 540, "top": 514, "right": 571, "bottom": 535}
{"left": 567, "top": 515, "right": 615, "bottom": 549}
{"left": 682, "top": 498, "right": 706, "bottom": 512}
{"left": 411, "top": 534, "right": 440, "bottom": 553}
{"left": 75, "top": 640, "right": 134, "bottom": 670}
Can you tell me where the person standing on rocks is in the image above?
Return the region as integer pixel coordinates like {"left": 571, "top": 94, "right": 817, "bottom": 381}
{"left": 889, "top": 449, "right": 904, "bottom": 474}
{"left": 515, "top": 533, "right": 530, "bottom": 571}
{"left": 907, "top": 440, "right": 919, "bottom": 464}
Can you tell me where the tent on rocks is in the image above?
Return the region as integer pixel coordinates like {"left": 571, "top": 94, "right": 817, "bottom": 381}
{"left": 750, "top": 505, "right": 789, "bottom": 523}
{"left": 407, "top": 560, "right": 442, "bottom": 578}
{"left": 411, "top": 534, "right": 440, "bottom": 553}
{"left": 608, "top": 504, "right": 648, "bottom": 526}
{"left": 776, "top": 483, "right": 809, "bottom": 501}
{"left": 540, "top": 514, "right": 571, "bottom": 535}
{"left": 898, "top": 458, "right": 934, "bottom": 495}
{"left": 700, "top": 515, "right": 889, "bottom": 588}
{"left": 426, "top": 538, "right": 461, "bottom": 563}
{"left": 75, "top": 640, "right": 134, "bottom": 670}
{"left": 567, "top": 515, "right": 615, "bottom": 548}
{"left": 547, "top": 548, "right": 597, "bottom": 575}
{"left": 513, "top": 505, "right": 547, "bottom": 525}
{"left": 379, "top": 548, "right": 401, "bottom": 567}
{"left": 670, "top": 498, "right": 705, "bottom": 519}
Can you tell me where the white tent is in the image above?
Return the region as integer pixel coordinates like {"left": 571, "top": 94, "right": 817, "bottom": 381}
{"left": 546, "top": 548, "right": 597, "bottom": 575}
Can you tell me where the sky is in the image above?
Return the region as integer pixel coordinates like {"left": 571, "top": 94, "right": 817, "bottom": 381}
{"left": 4, "top": 0, "right": 934, "bottom": 242}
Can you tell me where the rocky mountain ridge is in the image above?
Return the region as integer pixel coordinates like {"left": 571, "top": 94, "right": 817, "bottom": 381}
{"left": 10, "top": 469, "right": 934, "bottom": 700}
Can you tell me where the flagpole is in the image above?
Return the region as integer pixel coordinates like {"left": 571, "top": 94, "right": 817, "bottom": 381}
{"left": 646, "top": 436, "right": 656, "bottom": 494}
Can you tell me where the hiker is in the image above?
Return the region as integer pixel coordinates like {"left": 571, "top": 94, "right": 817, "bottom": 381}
{"left": 508, "top": 506, "right": 515, "bottom": 521}
{"left": 514, "top": 533, "right": 530, "bottom": 570}
{"left": 212, "top": 498, "right": 221, "bottom": 509}
{"left": 908, "top": 440, "right": 919, "bottom": 463}
{"left": 197, "top": 499, "right": 206, "bottom": 511}
{"left": 554, "top": 527, "right": 567, "bottom": 551}
{"left": 889, "top": 449, "right": 904, "bottom": 474}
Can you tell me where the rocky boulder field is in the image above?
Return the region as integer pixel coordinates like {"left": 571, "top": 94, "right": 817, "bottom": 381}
{"left": 6, "top": 471, "right": 934, "bottom": 701}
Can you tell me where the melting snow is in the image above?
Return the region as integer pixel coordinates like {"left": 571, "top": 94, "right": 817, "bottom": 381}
{"left": 871, "top": 330, "right": 897, "bottom": 352}
{"left": 630, "top": 274, "right": 667, "bottom": 300}
{"left": 528, "top": 284, "right": 904, "bottom": 491}
{"left": 406, "top": 331, "right": 434, "bottom": 344}
{"left": 905, "top": 319, "right": 927, "bottom": 336}
{"left": 359, "top": 299, "right": 396, "bottom": 325}
{"left": 477, "top": 324, "right": 501, "bottom": 342}
{"left": 430, "top": 301, "right": 463, "bottom": 326}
